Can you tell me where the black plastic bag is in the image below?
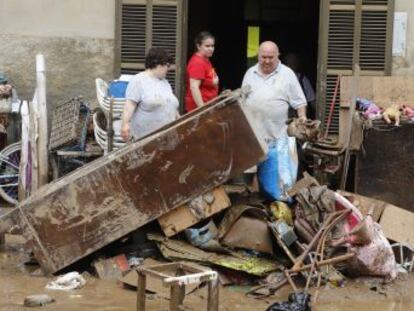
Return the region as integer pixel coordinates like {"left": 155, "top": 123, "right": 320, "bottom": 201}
{"left": 266, "top": 292, "right": 311, "bottom": 311}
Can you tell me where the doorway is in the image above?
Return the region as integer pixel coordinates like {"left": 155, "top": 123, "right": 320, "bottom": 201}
{"left": 187, "top": 0, "right": 320, "bottom": 92}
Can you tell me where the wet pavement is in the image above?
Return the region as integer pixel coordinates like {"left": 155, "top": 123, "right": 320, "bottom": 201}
{"left": 1, "top": 242, "right": 414, "bottom": 311}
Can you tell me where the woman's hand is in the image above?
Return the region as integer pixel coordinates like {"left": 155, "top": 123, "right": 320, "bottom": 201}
{"left": 121, "top": 122, "right": 131, "bottom": 142}
{"left": 121, "top": 99, "right": 137, "bottom": 142}
{"left": 189, "top": 78, "right": 204, "bottom": 108}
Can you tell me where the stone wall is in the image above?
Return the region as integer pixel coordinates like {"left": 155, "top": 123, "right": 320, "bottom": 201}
{"left": 0, "top": 35, "right": 115, "bottom": 106}
{"left": 0, "top": 0, "right": 116, "bottom": 107}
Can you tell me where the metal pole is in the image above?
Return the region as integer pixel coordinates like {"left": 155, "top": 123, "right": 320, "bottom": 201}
{"left": 107, "top": 97, "right": 114, "bottom": 152}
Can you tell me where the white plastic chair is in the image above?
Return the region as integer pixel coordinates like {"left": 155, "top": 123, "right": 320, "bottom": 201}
{"left": 95, "top": 78, "right": 126, "bottom": 119}
{"left": 92, "top": 109, "right": 126, "bottom": 153}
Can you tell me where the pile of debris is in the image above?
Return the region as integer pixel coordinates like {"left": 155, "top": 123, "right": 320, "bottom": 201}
{"left": 111, "top": 173, "right": 408, "bottom": 303}
{"left": 1, "top": 90, "right": 413, "bottom": 310}
{"left": 41, "top": 171, "right": 409, "bottom": 311}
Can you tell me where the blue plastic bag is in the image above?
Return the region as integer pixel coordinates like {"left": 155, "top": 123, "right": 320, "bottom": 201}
{"left": 257, "top": 136, "right": 298, "bottom": 201}
{"left": 108, "top": 80, "right": 128, "bottom": 98}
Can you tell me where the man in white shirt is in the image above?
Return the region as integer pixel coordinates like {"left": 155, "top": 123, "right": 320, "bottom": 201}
{"left": 242, "top": 41, "right": 307, "bottom": 143}
{"left": 241, "top": 41, "right": 307, "bottom": 201}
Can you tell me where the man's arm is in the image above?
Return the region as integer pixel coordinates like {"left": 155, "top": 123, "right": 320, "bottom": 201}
{"left": 296, "top": 105, "right": 307, "bottom": 120}
{"left": 287, "top": 70, "right": 307, "bottom": 120}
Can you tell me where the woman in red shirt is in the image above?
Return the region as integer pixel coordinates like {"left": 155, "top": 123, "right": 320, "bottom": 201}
{"left": 185, "top": 31, "right": 219, "bottom": 112}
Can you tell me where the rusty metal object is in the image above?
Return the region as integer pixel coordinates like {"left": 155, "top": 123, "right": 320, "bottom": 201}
{"left": 291, "top": 211, "right": 346, "bottom": 272}
{"left": 11, "top": 91, "right": 266, "bottom": 273}
{"left": 293, "top": 219, "right": 315, "bottom": 244}
{"left": 284, "top": 270, "right": 298, "bottom": 293}
{"left": 289, "top": 253, "right": 355, "bottom": 273}
{"left": 106, "top": 96, "right": 114, "bottom": 152}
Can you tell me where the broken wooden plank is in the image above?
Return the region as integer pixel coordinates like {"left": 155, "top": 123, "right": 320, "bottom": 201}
{"left": 35, "top": 54, "right": 49, "bottom": 186}
{"left": 15, "top": 92, "right": 266, "bottom": 273}
{"left": 158, "top": 186, "right": 231, "bottom": 237}
{"left": 379, "top": 204, "right": 414, "bottom": 247}
{"left": 18, "top": 100, "right": 30, "bottom": 201}
{"left": 148, "top": 234, "right": 279, "bottom": 277}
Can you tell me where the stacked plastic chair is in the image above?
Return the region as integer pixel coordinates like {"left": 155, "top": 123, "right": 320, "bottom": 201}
{"left": 94, "top": 78, "right": 126, "bottom": 152}
{"left": 95, "top": 78, "right": 126, "bottom": 118}
{"left": 93, "top": 109, "right": 126, "bottom": 152}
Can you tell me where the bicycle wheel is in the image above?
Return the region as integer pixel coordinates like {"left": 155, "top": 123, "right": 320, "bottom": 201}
{"left": 0, "top": 142, "right": 21, "bottom": 205}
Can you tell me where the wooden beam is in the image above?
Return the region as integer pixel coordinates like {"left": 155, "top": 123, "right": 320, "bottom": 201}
{"left": 35, "top": 54, "right": 49, "bottom": 186}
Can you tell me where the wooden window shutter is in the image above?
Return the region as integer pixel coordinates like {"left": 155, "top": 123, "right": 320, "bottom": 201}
{"left": 118, "top": 0, "right": 187, "bottom": 101}
{"left": 317, "top": 0, "right": 394, "bottom": 135}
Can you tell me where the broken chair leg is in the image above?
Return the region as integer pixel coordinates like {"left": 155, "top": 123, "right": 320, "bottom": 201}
{"left": 207, "top": 278, "right": 219, "bottom": 311}
{"left": 136, "top": 272, "right": 146, "bottom": 311}
{"left": 170, "top": 284, "right": 185, "bottom": 311}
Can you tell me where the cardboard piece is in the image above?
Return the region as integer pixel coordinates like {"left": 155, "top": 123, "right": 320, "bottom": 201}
{"left": 148, "top": 234, "right": 279, "bottom": 277}
{"left": 379, "top": 204, "right": 414, "bottom": 247}
{"left": 93, "top": 254, "right": 129, "bottom": 280}
{"left": 158, "top": 186, "right": 231, "bottom": 237}
{"left": 338, "top": 191, "right": 386, "bottom": 222}
{"left": 221, "top": 217, "right": 274, "bottom": 255}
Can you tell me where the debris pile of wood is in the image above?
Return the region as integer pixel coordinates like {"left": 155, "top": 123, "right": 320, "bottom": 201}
{"left": 1, "top": 89, "right": 413, "bottom": 310}
{"left": 130, "top": 173, "right": 408, "bottom": 304}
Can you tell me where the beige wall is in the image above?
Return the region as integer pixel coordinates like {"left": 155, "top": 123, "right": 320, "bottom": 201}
{"left": 393, "top": 1, "right": 414, "bottom": 75}
{"left": 0, "top": 0, "right": 117, "bottom": 106}
{"left": 0, "top": 0, "right": 115, "bottom": 39}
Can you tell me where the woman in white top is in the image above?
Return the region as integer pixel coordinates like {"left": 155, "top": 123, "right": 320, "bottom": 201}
{"left": 121, "top": 47, "right": 180, "bottom": 141}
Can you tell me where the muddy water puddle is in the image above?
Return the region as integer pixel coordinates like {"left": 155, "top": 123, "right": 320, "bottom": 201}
{"left": 316, "top": 301, "right": 414, "bottom": 311}
{"left": 1, "top": 250, "right": 414, "bottom": 311}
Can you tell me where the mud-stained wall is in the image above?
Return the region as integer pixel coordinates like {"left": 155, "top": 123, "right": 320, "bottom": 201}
{"left": 0, "top": 0, "right": 116, "bottom": 107}
{"left": 393, "top": 1, "right": 414, "bottom": 76}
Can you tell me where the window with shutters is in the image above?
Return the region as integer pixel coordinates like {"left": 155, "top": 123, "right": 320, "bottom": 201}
{"left": 117, "top": 0, "right": 187, "bottom": 102}
{"left": 317, "top": 0, "right": 394, "bottom": 135}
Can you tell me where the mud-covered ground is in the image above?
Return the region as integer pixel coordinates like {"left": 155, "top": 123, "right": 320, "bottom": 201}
{"left": 1, "top": 238, "right": 414, "bottom": 311}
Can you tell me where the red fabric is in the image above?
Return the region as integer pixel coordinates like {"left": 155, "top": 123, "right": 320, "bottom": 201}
{"left": 185, "top": 54, "right": 219, "bottom": 112}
